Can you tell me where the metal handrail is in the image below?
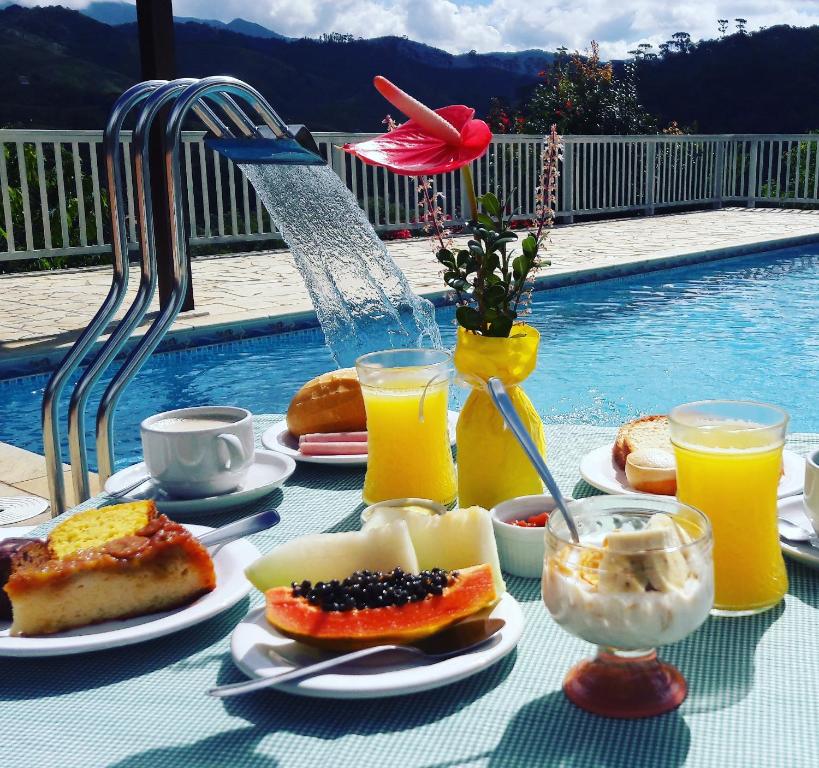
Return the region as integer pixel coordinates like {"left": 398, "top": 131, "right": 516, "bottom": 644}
{"left": 64, "top": 80, "right": 166, "bottom": 503}
{"left": 68, "top": 82, "right": 232, "bottom": 500}
{"left": 40, "top": 80, "right": 165, "bottom": 516}
{"left": 92, "top": 79, "right": 199, "bottom": 486}
{"left": 93, "top": 76, "right": 292, "bottom": 484}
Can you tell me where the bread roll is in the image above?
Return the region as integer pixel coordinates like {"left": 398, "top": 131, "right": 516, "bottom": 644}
{"left": 613, "top": 415, "right": 672, "bottom": 470}
{"left": 286, "top": 369, "right": 367, "bottom": 437}
{"left": 625, "top": 448, "right": 677, "bottom": 496}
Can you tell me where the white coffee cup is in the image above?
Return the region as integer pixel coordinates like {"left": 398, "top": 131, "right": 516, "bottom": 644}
{"left": 140, "top": 406, "right": 255, "bottom": 498}
{"left": 805, "top": 449, "right": 819, "bottom": 532}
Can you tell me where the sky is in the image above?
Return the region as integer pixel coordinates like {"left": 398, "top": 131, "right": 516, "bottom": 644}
{"left": 21, "top": 0, "right": 819, "bottom": 57}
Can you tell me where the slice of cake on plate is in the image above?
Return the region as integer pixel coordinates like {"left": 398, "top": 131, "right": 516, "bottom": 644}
{"left": 3, "top": 502, "right": 216, "bottom": 636}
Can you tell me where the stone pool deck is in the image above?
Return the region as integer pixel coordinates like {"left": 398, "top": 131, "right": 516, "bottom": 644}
{"left": 2, "top": 206, "right": 819, "bottom": 521}
{"left": 4, "top": 207, "right": 819, "bottom": 378}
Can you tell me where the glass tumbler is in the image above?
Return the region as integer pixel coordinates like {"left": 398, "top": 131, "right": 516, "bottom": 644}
{"left": 355, "top": 349, "right": 456, "bottom": 505}
{"left": 669, "top": 400, "right": 788, "bottom": 615}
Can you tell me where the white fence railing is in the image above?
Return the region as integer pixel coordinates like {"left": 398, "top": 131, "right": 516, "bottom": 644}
{"left": 2, "top": 130, "right": 818, "bottom": 263}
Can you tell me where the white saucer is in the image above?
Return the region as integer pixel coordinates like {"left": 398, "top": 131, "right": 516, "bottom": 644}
{"left": 0, "top": 524, "right": 259, "bottom": 657}
{"left": 780, "top": 496, "right": 819, "bottom": 569}
{"left": 230, "top": 591, "right": 523, "bottom": 699}
{"left": 579, "top": 443, "right": 805, "bottom": 500}
{"left": 0, "top": 497, "right": 49, "bottom": 525}
{"left": 261, "top": 410, "right": 459, "bottom": 466}
{"left": 103, "top": 449, "right": 296, "bottom": 517}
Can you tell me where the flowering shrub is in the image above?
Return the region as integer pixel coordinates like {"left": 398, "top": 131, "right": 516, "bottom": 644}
{"left": 523, "top": 42, "right": 658, "bottom": 135}
{"left": 382, "top": 228, "right": 413, "bottom": 240}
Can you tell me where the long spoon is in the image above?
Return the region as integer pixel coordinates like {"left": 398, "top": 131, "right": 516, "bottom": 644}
{"left": 208, "top": 617, "right": 505, "bottom": 698}
{"left": 486, "top": 377, "right": 580, "bottom": 543}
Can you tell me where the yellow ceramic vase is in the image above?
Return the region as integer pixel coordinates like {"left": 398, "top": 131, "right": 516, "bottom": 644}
{"left": 454, "top": 324, "right": 546, "bottom": 509}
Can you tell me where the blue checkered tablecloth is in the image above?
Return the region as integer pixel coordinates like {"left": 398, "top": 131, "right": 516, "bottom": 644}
{"left": 3, "top": 419, "right": 819, "bottom": 768}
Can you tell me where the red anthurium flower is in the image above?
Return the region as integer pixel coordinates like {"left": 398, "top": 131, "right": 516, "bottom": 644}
{"left": 342, "top": 76, "right": 492, "bottom": 176}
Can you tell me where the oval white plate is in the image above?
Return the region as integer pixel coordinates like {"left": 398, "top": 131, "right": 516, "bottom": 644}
{"left": 780, "top": 496, "right": 819, "bottom": 569}
{"left": 103, "top": 449, "right": 296, "bottom": 517}
{"left": 579, "top": 443, "right": 805, "bottom": 500}
{"left": 261, "top": 411, "right": 459, "bottom": 467}
{"left": 0, "top": 525, "right": 259, "bottom": 657}
{"left": 230, "top": 591, "right": 523, "bottom": 699}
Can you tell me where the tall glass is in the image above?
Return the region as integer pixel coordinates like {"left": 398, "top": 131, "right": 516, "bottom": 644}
{"left": 355, "top": 349, "right": 456, "bottom": 505}
{"left": 669, "top": 400, "right": 788, "bottom": 616}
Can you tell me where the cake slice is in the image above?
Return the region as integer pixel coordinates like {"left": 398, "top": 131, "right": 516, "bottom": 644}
{"left": 5, "top": 514, "right": 215, "bottom": 636}
{"left": 612, "top": 415, "right": 672, "bottom": 470}
{"left": 0, "top": 538, "right": 50, "bottom": 621}
{"left": 48, "top": 501, "right": 156, "bottom": 559}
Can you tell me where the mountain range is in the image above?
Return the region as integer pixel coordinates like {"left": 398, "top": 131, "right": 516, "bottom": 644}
{"left": 2, "top": 4, "right": 819, "bottom": 133}
{"left": 0, "top": 4, "right": 550, "bottom": 130}
{"left": 78, "top": 1, "right": 289, "bottom": 40}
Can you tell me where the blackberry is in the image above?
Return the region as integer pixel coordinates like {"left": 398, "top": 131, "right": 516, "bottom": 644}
{"left": 292, "top": 567, "right": 454, "bottom": 612}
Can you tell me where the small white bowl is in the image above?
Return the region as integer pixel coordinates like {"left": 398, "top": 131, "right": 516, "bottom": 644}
{"left": 490, "top": 495, "right": 571, "bottom": 579}
{"left": 360, "top": 498, "right": 447, "bottom": 526}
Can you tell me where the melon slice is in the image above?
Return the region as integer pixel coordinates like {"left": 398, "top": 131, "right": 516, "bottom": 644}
{"left": 364, "top": 506, "right": 505, "bottom": 594}
{"left": 245, "top": 521, "right": 419, "bottom": 592}
{"left": 265, "top": 563, "right": 496, "bottom": 650}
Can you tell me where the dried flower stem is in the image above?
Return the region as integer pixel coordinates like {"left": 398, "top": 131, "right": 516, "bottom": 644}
{"left": 418, "top": 176, "right": 450, "bottom": 253}
{"left": 534, "top": 124, "right": 562, "bottom": 247}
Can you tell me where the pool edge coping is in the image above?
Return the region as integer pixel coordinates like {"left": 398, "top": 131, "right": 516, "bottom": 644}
{"left": 3, "top": 228, "right": 819, "bottom": 380}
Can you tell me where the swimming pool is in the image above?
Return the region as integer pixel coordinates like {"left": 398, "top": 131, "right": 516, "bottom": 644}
{"left": 1, "top": 244, "right": 817, "bottom": 472}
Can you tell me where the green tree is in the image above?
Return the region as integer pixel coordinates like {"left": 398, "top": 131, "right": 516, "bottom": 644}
{"left": 521, "top": 42, "right": 658, "bottom": 135}
{"left": 671, "top": 32, "right": 693, "bottom": 53}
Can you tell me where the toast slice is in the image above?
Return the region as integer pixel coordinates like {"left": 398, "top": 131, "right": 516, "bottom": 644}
{"left": 613, "top": 415, "right": 672, "bottom": 470}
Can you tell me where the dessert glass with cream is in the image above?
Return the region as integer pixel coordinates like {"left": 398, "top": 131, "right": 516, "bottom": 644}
{"left": 543, "top": 495, "right": 713, "bottom": 718}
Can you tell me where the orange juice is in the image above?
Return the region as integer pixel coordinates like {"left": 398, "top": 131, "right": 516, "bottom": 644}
{"left": 361, "top": 379, "right": 456, "bottom": 504}
{"left": 671, "top": 403, "right": 788, "bottom": 615}
{"left": 356, "top": 349, "right": 456, "bottom": 505}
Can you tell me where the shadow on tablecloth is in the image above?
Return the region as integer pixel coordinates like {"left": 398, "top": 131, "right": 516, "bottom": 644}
{"left": 482, "top": 690, "right": 691, "bottom": 768}
{"left": 0, "top": 599, "right": 250, "bottom": 701}
{"left": 667, "top": 600, "right": 785, "bottom": 714}
{"left": 212, "top": 647, "right": 517, "bottom": 735}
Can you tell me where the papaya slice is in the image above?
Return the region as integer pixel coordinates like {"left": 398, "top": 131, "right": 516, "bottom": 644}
{"left": 265, "top": 563, "right": 497, "bottom": 650}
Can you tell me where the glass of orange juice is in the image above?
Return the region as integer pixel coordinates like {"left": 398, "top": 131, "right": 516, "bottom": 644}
{"left": 355, "top": 349, "right": 456, "bottom": 505}
{"left": 669, "top": 400, "right": 788, "bottom": 616}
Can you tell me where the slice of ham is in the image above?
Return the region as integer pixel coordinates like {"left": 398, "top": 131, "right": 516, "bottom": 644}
{"left": 299, "top": 441, "right": 369, "bottom": 456}
{"left": 299, "top": 431, "right": 368, "bottom": 444}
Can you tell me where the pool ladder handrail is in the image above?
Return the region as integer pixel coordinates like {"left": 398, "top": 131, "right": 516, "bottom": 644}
{"left": 65, "top": 80, "right": 233, "bottom": 505}
{"left": 41, "top": 80, "right": 163, "bottom": 517}
{"left": 45, "top": 76, "right": 306, "bottom": 515}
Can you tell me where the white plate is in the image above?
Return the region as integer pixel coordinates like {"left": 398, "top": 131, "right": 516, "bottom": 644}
{"left": 103, "top": 449, "right": 296, "bottom": 517}
{"left": 261, "top": 410, "right": 460, "bottom": 466}
{"left": 0, "top": 526, "right": 35, "bottom": 537}
{"left": 0, "top": 524, "right": 259, "bottom": 657}
{"left": 230, "top": 591, "right": 523, "bottom": 699}
{"left": 780, "top": 496, "right": 819, "bottom": 569}
{"left": 579, "top": 443, "right": 805, "bottom": 500}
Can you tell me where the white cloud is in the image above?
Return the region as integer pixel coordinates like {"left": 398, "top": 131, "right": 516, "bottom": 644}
{"left": 19, "top": 0, "right": 819, "bottom": 56}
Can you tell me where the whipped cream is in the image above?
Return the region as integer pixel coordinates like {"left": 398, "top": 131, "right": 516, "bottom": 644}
{"left": 542, "top": 514, "right": 713, "bottom": 650}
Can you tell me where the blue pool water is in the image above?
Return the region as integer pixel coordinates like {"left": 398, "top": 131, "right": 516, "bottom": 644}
{"left": 1, "top": 245, "right": 817, "bottom": 472}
